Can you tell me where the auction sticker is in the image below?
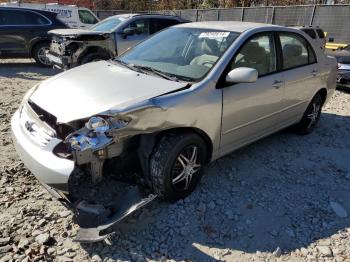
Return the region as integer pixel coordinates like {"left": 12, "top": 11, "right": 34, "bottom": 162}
{"left": 199, "top": 32, "right": 230, "bottom": 38}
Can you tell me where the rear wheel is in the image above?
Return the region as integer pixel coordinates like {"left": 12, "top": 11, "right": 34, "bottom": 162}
{"left": 150, "top": 133, "right": 207, "bottom": 201}
{"left": 80, "top": 52, "right": 110, "bottom": 65}
{"left": 32, "top": 43, "right": 51, "bottom": 67}
{"left": 294, "top": 93, "right": 324, "bottom": 135}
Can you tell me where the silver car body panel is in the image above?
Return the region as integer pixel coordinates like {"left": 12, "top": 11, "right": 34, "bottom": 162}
{"left": 15, "top": 21, "right": 337, "bottom": 172}
{"left": 30, "top": 61, "right": 186, "bottom": 123}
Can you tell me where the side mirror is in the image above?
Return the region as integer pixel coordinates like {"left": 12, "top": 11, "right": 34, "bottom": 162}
{"left": 226, "top": 67, "right": 258, "bottom": 84}
{"left": 121, "top": 27, "right": 137, "bottom": 38}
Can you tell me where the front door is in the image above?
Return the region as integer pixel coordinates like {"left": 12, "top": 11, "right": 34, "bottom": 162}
{"left": 219, "top": 33, "right": 284, "bottom": 155}
{"left": 116, "top": 18, "right": 150, "bottom": 55}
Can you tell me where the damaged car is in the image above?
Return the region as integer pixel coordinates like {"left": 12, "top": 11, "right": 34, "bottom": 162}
{"left": 46, "top": 13, "right": 188, "bottom": 69}
{"left": 11, "top": 21, "right": 337, "bottom": 242}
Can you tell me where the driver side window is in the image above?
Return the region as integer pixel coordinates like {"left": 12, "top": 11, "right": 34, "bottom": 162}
{"left": 125, "top": 19, "right": 149, "bottom": 36}
{"left": 230, "top": 34, "right": 276, "bottom": 77}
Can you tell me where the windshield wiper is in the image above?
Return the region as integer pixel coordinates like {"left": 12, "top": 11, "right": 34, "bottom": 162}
{"left": 112, "top": 59, "right": 141, "bottom": 72}
{"left": 131, "top": 65, "right": 180, "bottom": 82}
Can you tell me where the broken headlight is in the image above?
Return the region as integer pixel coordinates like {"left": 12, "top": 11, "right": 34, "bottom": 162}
{"left": 67, "top": 116, "right": 130, "bottom": 152}
{"left": 86, "top": 116, "right": 110, "bottom": 133}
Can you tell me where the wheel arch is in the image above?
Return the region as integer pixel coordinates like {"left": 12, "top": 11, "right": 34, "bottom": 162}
{"left": 155, "top": 127, "right": 213, "bottom": 163}
{"left": 77, "top": 46, "right": 112, "bottom": 64}
{"left": 315, "top": 87, "right": 328, "bottom": 105}
{"left": 29, "top": 39, "right": 51, "bottom": 57}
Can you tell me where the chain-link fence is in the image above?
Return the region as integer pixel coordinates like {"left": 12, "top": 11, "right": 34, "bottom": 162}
{"left": 95, "top": 4, "right": 350, "bottom": 43}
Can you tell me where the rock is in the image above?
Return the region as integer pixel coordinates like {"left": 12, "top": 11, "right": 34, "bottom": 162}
{"left": 0, "top": 245, "right": 12, "bottom": 254}
{"left": 225, "top": 210, "right": 234, "bottom": 220}
{"left": 59, "top": 210, "right": 71, "bottom": 218}
{"left": 47, "top": 247, "right": 56, "bottom": 255}
{"left": 0, "top": 254, "right": 12, "bottom": 262}
{"left": 270, "top": 230, "right": 278, "bottom": 237}
{"left": 35, "top": 233, "right": 50, "bottom": 245}
{"left": 300, "top": 247, "right": 309, "bottom": 256}
{"left": 18, "top": 237, "right": 30, "bottom": 249}
{"left": 0, "top": 237, "right": 10, "bottom": 246}
{"left": 208, "top": 201, "right": 216, "bottom": 209}
{"left": 197, "top": 202, "right": 206, "bottom": 213}
{"left": 273, "top": 246, "right": 282, "bottom": 257}
{"left": 316, "top": 246, "right": 333, "bottom": 257}
{"left": 330, "top": 201, "right": 348, "bottom": 218}
{"left": 91, "top": 254, "right": 102, "bottom": 262}
{"left": 38, "top": 219, "right": 46, "bottom": 226}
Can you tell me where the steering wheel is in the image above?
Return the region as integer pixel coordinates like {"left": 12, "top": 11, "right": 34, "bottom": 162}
{"left": 201, "top": 60, "right": 215, "bottom": 67}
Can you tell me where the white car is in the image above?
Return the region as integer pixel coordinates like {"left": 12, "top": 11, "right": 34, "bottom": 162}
{"left": 0, "top": 2, "right": 99, "bottom": 29}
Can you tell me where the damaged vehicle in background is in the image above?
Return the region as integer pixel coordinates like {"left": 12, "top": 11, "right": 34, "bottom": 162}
{"left": 46, "top": 13, "right": 188, "bottom": 69}
{"left": 327, "top": 45, "right": 350, "bottom": 90}
{"left": 11, "top": 22, "right": 337, "bottom": 242}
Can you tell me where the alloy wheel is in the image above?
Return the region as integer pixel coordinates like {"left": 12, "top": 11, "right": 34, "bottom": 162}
{"left": 37, "top": 47, "right": 51, "bottom": 66}
{"left": 307, "top": 102, "right": 321, "bottom": 128}
{"left": 171, "top": 145, "right": 201, "bottom": 191}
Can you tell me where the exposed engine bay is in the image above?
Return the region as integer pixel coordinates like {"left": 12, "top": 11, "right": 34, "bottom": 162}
{"left": 47, "top": 29, "right": 116, "bottom": 69}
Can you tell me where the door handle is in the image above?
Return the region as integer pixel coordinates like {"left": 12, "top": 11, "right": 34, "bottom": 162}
{"left": 272, "top": 80, "right": 284, "bottom": 89}
{"left": 312, "top": 69, "right": 318, "bottom": 76}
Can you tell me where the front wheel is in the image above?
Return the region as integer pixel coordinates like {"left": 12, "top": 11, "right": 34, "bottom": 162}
{"left": 294, "top": 93, "right": 324, "bottom": 135}
{"left": 33, "top": 43, "right": 51, "bottom": 67}
{"left": 150, "top": 133, "right": 207, "bottom": 201}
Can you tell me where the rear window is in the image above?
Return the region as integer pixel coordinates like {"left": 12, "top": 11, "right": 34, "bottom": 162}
{"left": 302, "top": 29, "right": 316, "bottom": 39}
{"left": 0, "top": 10, "right": 50, "bottom": 26}
{"left": 316, "top": 29, "right": 325, "bottom": 38}
{"left": 149, "top": 18, "right": 180, "bottom": 34}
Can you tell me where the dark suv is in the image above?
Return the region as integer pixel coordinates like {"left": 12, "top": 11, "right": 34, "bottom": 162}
{"left": 0, "top": 7, "right": 67, "bottom": 66}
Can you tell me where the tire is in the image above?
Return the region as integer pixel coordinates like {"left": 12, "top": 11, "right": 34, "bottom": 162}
{"left": 150, "top": 133, "right": 207, "bottom": 201}
{"left": 80, "top": 52, "right": 110, "bottom": 65}
{"left": 32, "top": 42, "right": 51, "bottom": 67}
{"left": 294, "top": 93, "right": 324, "bottom": 135}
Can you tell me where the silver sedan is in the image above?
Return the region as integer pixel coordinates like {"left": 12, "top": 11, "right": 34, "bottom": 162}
{"left": 11, "top": 21, "right": 337, "bottom": 241}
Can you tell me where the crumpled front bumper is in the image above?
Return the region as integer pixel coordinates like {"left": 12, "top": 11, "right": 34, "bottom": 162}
{"left": 11, "top": 109, "right": 157, "bottom": 242}
{"left": 46, "top": 51, "right": 74, "bottom": 70}
{"left": 11, "top": 110, "right": 74, "bottom": 191}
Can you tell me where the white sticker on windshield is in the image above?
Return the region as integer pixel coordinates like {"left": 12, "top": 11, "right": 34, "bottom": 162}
{"left": 199, "top": 32, "right": 230, "bottom": 38}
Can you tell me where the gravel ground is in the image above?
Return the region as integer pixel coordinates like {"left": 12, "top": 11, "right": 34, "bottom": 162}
{"left": 0, "top": 58, "right": 350, "bottom": 262}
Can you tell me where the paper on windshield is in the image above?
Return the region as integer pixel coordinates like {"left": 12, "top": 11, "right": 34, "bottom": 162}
{"left": 199, "top": 32, "right": 230, "bottom": 38}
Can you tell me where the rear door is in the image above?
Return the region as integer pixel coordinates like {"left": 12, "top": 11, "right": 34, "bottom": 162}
{"left": 0, "top": 9, "right": 28, "bottom": 56}
{"left": 278, "top": 31, "right": 322, "bottom": 125}
{"left": 219, "top": 32, "right": 285, "bottom": 155}
{"left": 0, "top": 9, "right": 51, "bottom": 57}
{"left": 116, "top": 18, "right": 150, "bottom": 55}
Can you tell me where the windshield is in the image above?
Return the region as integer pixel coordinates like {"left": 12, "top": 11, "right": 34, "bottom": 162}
{"left": 119, "top": 27, "right": 239, "bottom": 81}
{"left": 79, "top": 10, "right": 98, "bottom": 24}
{"left": 91, "top": 17, "right": 124, "bottom": 32}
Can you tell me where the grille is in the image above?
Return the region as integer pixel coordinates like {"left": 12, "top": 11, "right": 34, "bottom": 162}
{"left": 27, "top": 100, "right": 75, "bottom": 140}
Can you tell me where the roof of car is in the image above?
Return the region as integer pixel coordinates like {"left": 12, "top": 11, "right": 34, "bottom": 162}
{"left": 0, "top": 6, "right": 57, "bottom": 16}
{"left": 175, "top": 21, "right": 283, "bottom": 32}
{"left": 109, "top": 13, "right": 185, "bottom": 20}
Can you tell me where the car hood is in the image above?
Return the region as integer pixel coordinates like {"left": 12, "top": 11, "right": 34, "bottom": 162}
{"left": 30, "top": 61, "right": 186, "bottom": 123}
{"left": 49, "top": 28, "right": 108, "bottom": 37}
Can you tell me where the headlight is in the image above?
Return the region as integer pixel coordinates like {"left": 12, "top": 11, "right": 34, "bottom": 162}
{"left": 85, "top": 116, "right": 110, "bottom": 133}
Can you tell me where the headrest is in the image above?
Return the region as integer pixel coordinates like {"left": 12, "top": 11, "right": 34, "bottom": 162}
{"left": 241, "top": 41, "right": 266, "bottom": 63}
{"left": 283, "top": 44, "right": 302, "bottom": 57}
